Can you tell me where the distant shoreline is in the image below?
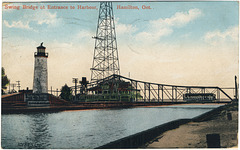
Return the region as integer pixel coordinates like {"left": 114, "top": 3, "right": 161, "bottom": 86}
{"left": 2, "top": 102, "right": 227, "bottom": 114}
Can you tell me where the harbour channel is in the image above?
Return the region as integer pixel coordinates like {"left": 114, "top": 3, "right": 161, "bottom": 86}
{"left": 1, "top": 104, "right": 222, "bottom": 149}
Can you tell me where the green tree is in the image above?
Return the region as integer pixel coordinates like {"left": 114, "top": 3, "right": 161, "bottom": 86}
{"left": 2, "top": 67, "right": 10, "bottom": 94}
{"left": 60, "top": 84, "right": 73, "bottom": 101}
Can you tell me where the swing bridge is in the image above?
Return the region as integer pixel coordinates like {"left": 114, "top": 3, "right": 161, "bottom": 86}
{"left": 69, "top": 74, "right": 236, "bottom": 103}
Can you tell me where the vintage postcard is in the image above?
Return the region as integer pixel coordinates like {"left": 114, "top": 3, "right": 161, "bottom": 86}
{"left": 1, "top": 0, "right": 238, "bottom": 149}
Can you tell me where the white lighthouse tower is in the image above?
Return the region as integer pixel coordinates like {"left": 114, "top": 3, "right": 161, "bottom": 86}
{"left": 33, "top": 42, "right": 48, "bottom": 93}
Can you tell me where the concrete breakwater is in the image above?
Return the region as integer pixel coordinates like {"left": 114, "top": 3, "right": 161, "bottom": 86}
{"left": 96, "top": 104, "right": 228, "bottom": 149}
{"left": 96, "top": 119, "right": 192, "bottom": 149}
{"left": 146, "top": 102, "right": 238, "bottom": 148}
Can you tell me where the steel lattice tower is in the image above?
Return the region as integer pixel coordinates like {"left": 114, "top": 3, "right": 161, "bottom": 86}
{"left": 91, "top": 2, "right": 120, "bottom": 82}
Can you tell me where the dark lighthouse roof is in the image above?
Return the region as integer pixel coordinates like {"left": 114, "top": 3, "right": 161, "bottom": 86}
{"left": 35, "top": 42, "right": 48, "bottom": 57}
{"left": 37, "top": 42, "right": 46, "bottom": 49}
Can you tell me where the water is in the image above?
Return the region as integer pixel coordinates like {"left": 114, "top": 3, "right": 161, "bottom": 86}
{"left": 1, "top": 104, "right": 222, "bottom": 149}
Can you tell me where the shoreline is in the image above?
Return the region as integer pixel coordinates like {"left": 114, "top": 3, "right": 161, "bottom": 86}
{"left": 95, "top": 103, "right": 237, "bottom": 148}
{"left": 145, "top": 102, "right": 238, "bottom": 148}
{"left": 1, "top": 102, "right": 227, "bottom": 114}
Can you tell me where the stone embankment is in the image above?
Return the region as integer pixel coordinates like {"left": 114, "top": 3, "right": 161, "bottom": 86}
{"left": 145, "top": 102, "right": 238, "bottom": 148}
{"left": 96, "top": 102, "right": 238, "bottom": 149}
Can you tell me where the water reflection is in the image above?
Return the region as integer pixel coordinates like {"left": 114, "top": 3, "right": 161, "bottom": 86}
{"left": 19, "top": 113, "right": 51, "bottom": 149}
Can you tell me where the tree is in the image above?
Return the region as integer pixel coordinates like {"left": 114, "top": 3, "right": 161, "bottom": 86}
{"left": 2, "top": 67, "right": 10, "bottom": 94}
{"left": 59, "top": 84, "right": 73, "bottom": 101}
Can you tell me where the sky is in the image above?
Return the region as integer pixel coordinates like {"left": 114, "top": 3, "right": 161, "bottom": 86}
{"left": 2, "top": 1, "right": 239, "bottom": 91}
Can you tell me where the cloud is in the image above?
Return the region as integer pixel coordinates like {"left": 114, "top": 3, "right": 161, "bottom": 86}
{"left": 4, "top": 9, "right": 61, "bottom": 30}
{"left": 30, "top": 10, "right": 60, "bottom": 26}
{"left": 77, "top": 30, "right": 94, "bottom": 40}
{"left": 204, "top": 26, "right": 238, "bottom": 45}
{"left": 3, "top": 20, "right": 32, "bottom": 30}
{"left": 150, "top": 8, "right": 202, "bottom": 28}
{"left": 135, "top": 8, "right": 202, "bottom": 42}
{"left": 115, "top": 18, "right": 137, "bottom": 35}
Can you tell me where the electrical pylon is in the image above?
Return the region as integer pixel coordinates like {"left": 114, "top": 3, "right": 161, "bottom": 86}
{"left": 90, "top": 2, "right": 120, "bottom": 82}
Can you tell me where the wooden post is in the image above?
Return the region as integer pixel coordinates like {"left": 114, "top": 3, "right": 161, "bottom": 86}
{"left": 206, "top": 134, "right": 220, "bottom": 148}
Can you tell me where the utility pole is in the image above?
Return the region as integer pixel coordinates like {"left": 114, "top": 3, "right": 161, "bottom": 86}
{"left": 9, "top": 80, "right": 11, "bottom": 93}
{"left": 11, "top": 83, "right": 17, "bottom": 93}
{"left": 235, "top": 76, "right": 238, "bottom": 100}
{"left": 16, "top": 80, "right": 20, "bottom": 92}
{"left": 72, "top": 78, "right": 78, "bottom": 101}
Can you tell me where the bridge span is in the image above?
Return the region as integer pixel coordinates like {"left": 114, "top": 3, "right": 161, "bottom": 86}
{"left": 82, "top": 74, "right": 236, "bottom": 103}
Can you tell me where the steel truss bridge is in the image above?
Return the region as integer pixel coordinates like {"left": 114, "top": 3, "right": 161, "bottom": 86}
{"left": 85, "top": 74, "right": 235, "bottom": 103}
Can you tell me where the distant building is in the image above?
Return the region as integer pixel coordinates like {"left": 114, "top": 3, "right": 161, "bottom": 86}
{"left": 33, "top": 42, "right": 48, "bottom": 93}
{"left": 77, "top": 76, "right": 143, "bottom": 102}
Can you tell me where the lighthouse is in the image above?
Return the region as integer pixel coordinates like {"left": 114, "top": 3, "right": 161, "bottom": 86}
{"left": 33, "top": 42, "right": 48, "bottom": 93}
